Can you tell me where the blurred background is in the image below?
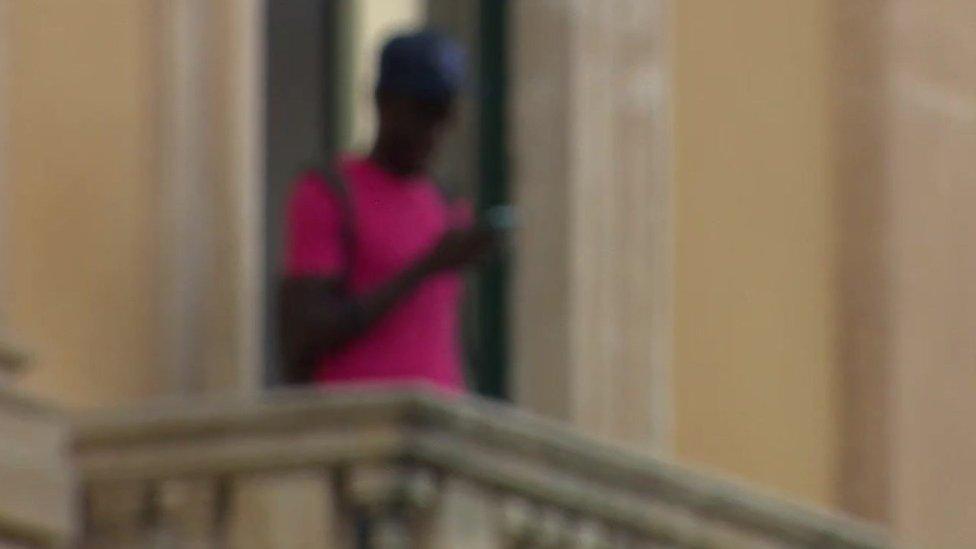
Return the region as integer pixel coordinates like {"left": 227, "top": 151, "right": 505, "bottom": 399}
{"left": 0, "top": 1, "right": 973, "bottom": 546}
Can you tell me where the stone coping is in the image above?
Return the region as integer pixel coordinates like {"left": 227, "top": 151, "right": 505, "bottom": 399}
{"left": 0, "top": 383, "right": 64, "bottom": 418}
{"left": 0, "top": 385, "right": 73, "bottom": 548}
{"left": 0, "top": 515, "right": 65, "bottom": 549}
{"left": 73, "top": 387, "right": 889, "bottom": 548}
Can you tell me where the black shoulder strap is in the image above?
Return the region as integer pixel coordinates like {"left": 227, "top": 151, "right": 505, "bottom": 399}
{"left": 432, "top": 177, "right": 460, "bottom": 204}
{"left": 315, "top": 163, "right": 356, "bottom": 289}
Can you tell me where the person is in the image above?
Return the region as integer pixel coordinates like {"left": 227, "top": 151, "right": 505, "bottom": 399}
{"left": 279, "top": 30, "right": 496, "bottom": 393}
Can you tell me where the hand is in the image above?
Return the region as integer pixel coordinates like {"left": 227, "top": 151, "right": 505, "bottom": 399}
{"left": 424, "top": 225, "right": 499, "bottom": 273}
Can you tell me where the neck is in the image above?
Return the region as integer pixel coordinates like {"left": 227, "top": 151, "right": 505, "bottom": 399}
{"left": 369, "top": 140, "right": 419, "bottom": 178}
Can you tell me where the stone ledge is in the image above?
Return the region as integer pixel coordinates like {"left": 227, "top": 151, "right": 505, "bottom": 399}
{"left": 72, "top": 387, "right": 889, "bottom": 548}
{"left": 410, "top": 395, "right": 888, "bottom": 548}
{"left": 0, "top": 385, "right": 75, "bottom": 548}
{"left": 0, "top": 515, "right": 66, "bottom": 549}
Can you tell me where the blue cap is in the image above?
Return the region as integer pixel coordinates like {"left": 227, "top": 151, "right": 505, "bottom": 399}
{"left": 377, "top": 30, "right": 466, "bottom": 102}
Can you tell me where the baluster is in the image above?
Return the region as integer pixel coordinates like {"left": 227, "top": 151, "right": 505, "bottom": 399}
{"left": 83, "top": 480, "right": 151, "bottom": 548}
{"left": 536, "top": 507, "right": 572, "bottom": 547}
{"left": 694, "top": 519, "right": 789, "bottom": 549}
{"left": 501, "top": 496, "right": 535, "bottom": 545}
{"left": 503, "top": 498, "right": 574, "bottom": 548}
{"left": 153, "top": 478, "right": 222, "bottom": 548}
{"left": 419, "top": 477, "right": 505, "bottom": 549}
{"left": 343, "top": 464, "right": 438, "bottom": 549}
{"left": 226, "top": 469, "right": 344, "bottom": 548}
{"left": 574, "top": 521, "right": 615, "bottom": 549}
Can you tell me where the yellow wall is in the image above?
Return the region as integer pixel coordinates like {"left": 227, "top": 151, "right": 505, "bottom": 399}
{"left": 4, "top": 0, "right": 163, "bottom": 408}
{"left": 674, "top": 1, "right": 839, "bottom": 506}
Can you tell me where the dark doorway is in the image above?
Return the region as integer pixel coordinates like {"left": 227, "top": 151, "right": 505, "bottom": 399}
{"left": 263, "top": 0, "right": 510, "bottom": 398}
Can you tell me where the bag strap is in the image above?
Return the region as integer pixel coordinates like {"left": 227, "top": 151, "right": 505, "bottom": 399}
{"left": 315, "top": 163, "right": 356, "bottom": 290}
{"left": 310, "top": 163, "right": 460, "bottom": 289}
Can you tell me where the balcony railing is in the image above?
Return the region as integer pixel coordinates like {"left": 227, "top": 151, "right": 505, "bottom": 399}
{"left": 70, "top": 388, "right": 888, "bottom": 548}
{"left": 0, "top": 382, "right": 75, "bottom": 549}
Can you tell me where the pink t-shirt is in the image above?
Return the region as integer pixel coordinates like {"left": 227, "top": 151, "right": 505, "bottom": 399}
{"left": 285, "top": 156, "right": 470, "bottom": 393}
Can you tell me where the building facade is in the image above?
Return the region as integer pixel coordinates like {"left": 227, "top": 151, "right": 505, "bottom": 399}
{"left": 1, "top": 1, "right": 974, "bottom": 546}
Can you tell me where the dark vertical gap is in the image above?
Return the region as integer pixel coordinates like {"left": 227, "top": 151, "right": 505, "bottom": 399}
{"left": 264, "top": 1, "right": 508, "bottom": 395}
{"left": 321, "top": 0, "right": 341, "bottom": 161}
{"left": 263, "top": 0, "right": 332, "bottom": 385}
{"left": 475, "top": 0, "right": 510, "bottom": 399}
{"left": 834, "top": 1, "right": 892, "bottom": 523}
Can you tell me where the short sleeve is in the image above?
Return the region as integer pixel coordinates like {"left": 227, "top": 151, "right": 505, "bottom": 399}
{"left": 285, "top": 172, "right": 347, "bottom": 277}
{"left": 448, "top": 198, "right": 475, "bottom": 229}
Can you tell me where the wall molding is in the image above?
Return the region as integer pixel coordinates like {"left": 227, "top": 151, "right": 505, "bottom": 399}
{"left": 157, "top": 0, "right": 265, "bottom": 396}
{"left": 511, "top": 0, "right": 675, "bottom": 451}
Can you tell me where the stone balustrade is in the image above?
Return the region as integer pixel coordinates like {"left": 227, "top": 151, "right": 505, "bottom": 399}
{"left": 72, "top": 388, "right": 889, "bottom": 548}
{"left": 0, "top": 383, "right": 75, "bottom": 548}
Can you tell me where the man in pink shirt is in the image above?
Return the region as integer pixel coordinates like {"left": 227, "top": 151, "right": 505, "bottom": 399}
{"left": 279, "top": 31, "right": 496, "bottom": 393}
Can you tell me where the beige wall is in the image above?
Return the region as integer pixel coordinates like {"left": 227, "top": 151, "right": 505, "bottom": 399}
{"left": 888, "top": 1, "right": 976, "bottom": 545}
{"left": 158, "top": 0, "right": 264, "bottom": 395}
{"left": 0, "top": 2, "right": 7, "bottom": 328}
{"left": 5, "top": 3, "right": 975, "bottom": 544}
{"left": 2, "top": 0, "right": 264, "bottom": 405}
{"left": 4, "top": 0, "right": 164, "bottom": 408}
{"left": 673, "top": 0, "right": 839, "bottom": 507}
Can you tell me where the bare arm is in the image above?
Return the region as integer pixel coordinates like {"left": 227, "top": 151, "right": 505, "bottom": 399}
{"left": 279, "top": 225, "right": 497, "bottom": 384}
